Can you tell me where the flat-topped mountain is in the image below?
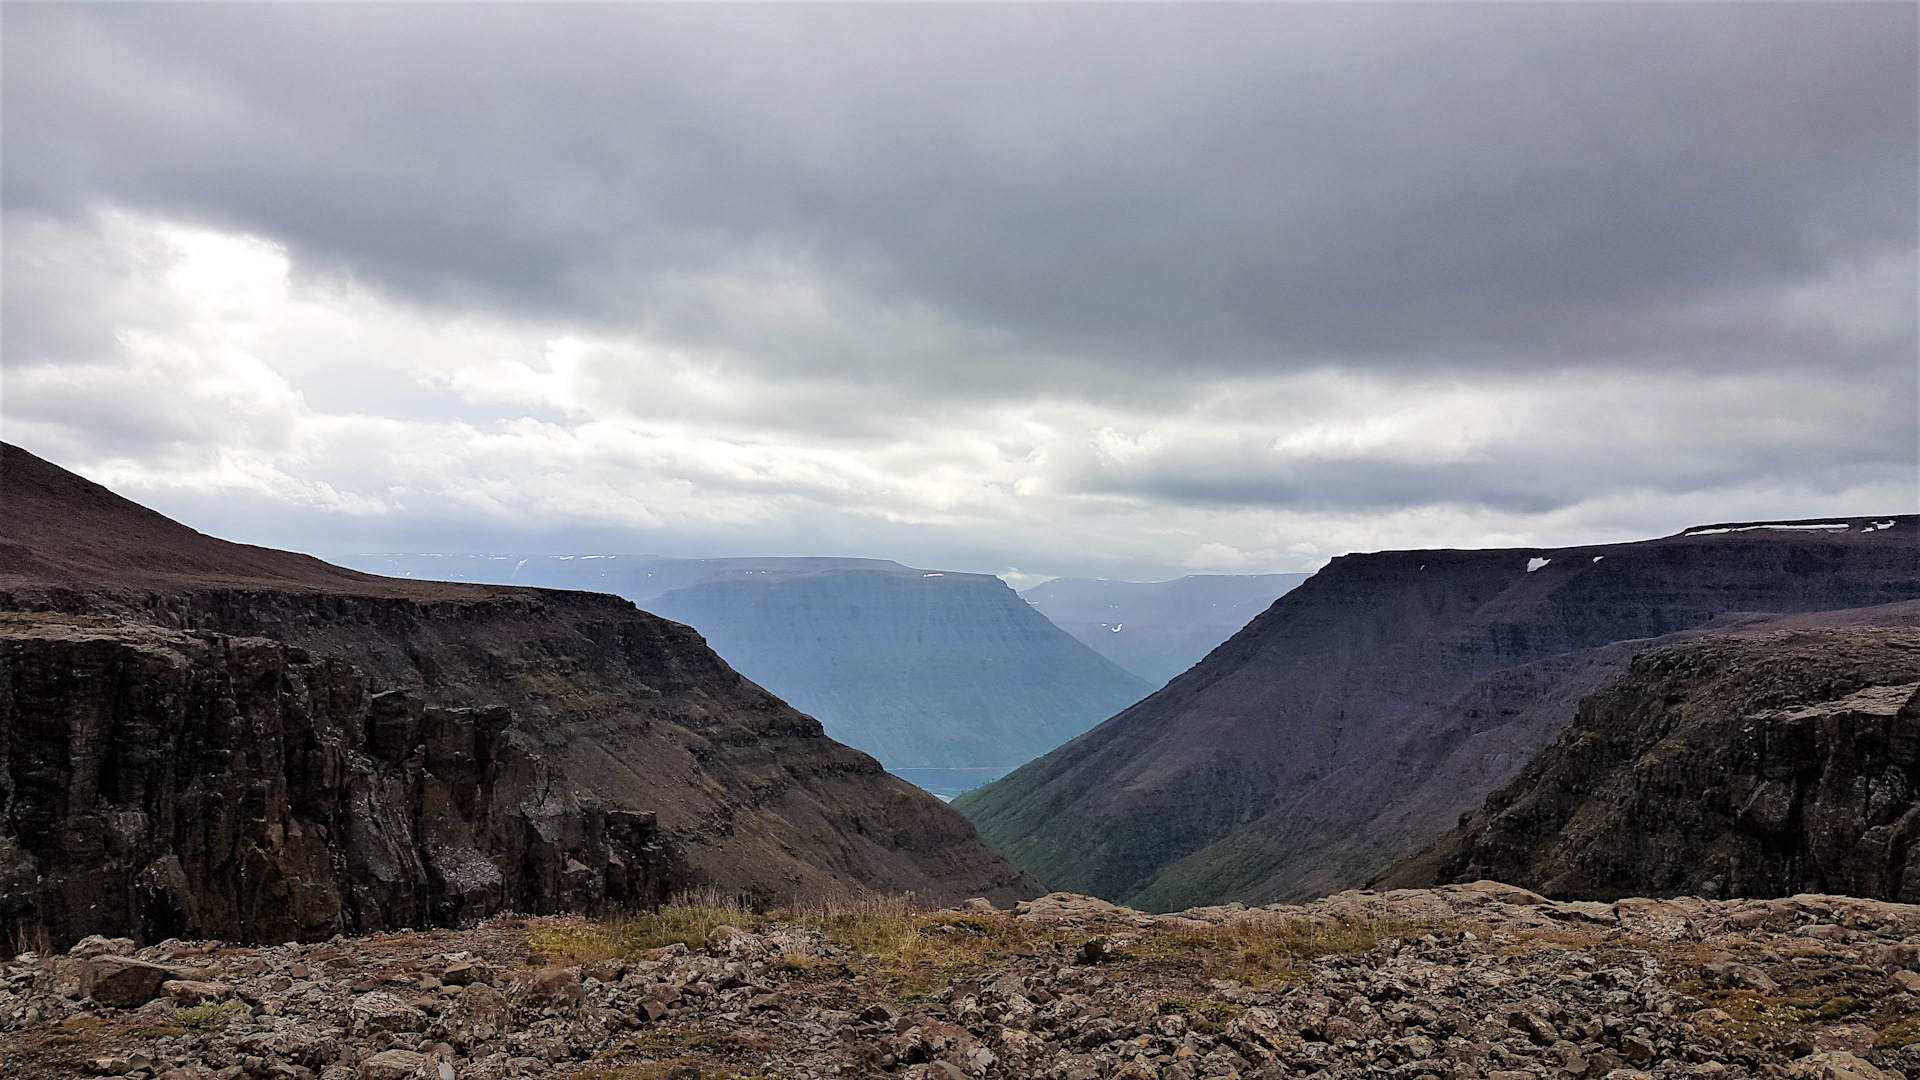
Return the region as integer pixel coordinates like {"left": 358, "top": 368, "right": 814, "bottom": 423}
{"left": 350, "top": 554, "right": 1153, "bottom": 778}
{"left": 347, "top": 553, "right": 905, "bottom": 606}
{"left": 954, "top": 517, "right": 1920, "bottom": 910}
{"left": 0, "top": 443, "right": 1037, "bottom": 946}
{"left": 1021, "top": 573, "right": 1311, "bottom": 687}
{"left": 645, "top": 566, "right": 1152, "bottom": 772}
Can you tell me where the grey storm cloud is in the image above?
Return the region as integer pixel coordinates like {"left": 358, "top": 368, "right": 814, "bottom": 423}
{"left": 0, "top": 2, "right": 1914, "bottom": 578}
{"left": 8, "top": 3, "right": 1913, "bottom": 379}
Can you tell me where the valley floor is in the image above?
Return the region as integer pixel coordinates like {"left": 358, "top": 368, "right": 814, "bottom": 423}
{"left": 3, "top": 884, "right": 1917, "bottom": 1080}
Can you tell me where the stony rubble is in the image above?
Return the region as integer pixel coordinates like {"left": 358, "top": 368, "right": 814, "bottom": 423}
{"left": 3, "top": 884, "right": 1919, "bottom": 1080}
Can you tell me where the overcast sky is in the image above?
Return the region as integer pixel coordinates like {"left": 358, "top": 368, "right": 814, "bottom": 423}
{"left": 4, "top": 3, "right": 1914, "bottom": 581}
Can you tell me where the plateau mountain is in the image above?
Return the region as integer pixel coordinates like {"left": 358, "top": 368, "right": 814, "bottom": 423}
{"left": 954, "top": 518, "right": 1920, "bottom": 910}
{"left": 350, "top": 554, "right": 1154, "bottom": 786}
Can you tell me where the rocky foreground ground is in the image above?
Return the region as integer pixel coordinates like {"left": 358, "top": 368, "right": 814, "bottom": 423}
{"left": 3, "top": 883, "right": 1919, "bottom": 1080}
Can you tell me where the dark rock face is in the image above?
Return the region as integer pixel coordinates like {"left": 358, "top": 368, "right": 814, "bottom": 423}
{"left": 956, "top": 518, "right": 1920, "bottom": 909}
{"left": 0, "top": 442, "right": 1040, "bottom": 946}
{"left": 1382, "top": 627, "right": 1920, "bottom": 901}
{"left": 0, "top": 616, "right": 678, "bottom": 946}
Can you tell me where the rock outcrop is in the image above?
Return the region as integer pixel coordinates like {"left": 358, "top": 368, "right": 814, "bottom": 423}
{"left": 0, "top": 615, "right": 677, "bottom": 946}
{"left": 0, "top": 442, "right": 1038, "bottom": 948}
{"left": 8, "top": 883, "right": 1920, "bottom": 1080}
{"left": 955, "top": 518, "right": 1920, "bottom": 909}
{"left": 1380, "top": 627, "right": 1920, "bottom": 901}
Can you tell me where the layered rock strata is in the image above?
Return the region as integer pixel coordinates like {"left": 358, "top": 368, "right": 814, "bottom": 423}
{"left": 957, "top": 518, "right": 1920, "bottom": 909}
{"left": 0, "top": 615, "right": 678, "bottom": 946}
{"left": 1381, "top": 627, "right": 1920, "bottom": 901}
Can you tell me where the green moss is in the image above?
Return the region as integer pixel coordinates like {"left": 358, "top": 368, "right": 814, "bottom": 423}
{"left": 174, "top": 1001, "right": 248, "bottom": 1032}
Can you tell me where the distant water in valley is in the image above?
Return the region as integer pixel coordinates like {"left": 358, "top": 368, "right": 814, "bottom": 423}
{"left": 889, "top": 767, "right": 1015, "bottom": 800}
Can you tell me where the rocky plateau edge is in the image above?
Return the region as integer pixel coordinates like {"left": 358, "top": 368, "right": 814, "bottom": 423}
{"left": 6, "top": 884, "right": 1920, "bottom": 1080}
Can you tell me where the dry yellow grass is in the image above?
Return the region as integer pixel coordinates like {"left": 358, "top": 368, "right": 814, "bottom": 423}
{"left": 527, "top": 891, "right": 1052, "bottom": 993}
{"left": 796, "top": 896, "right": 1045, "bottom": 986}
{"left": 6, "top": 922, "right": 51, "bottom": 961}
{"left": 1135, "top": 912, "right": 1429, "bottom": 985}
{"left": 528, "top": 891, "right": 1433, "bottom": 1003}
{"left": 526, "top": 887, "right": 771, "bottom": 964}
{"left": 0, "top": 1012, "right": 193, "bottom": 1078}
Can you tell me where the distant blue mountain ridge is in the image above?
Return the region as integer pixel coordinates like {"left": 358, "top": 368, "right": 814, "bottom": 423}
{"left": 1020, "top": 573, "right": 1311, "bottom": 687}
{"left": 345, "top": 555, "right": 1177, "bottom": 790}
{"left": 346, "top": 555, "right": 1309, "bottom": 794}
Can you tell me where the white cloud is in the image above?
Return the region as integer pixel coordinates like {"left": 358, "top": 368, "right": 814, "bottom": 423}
{"left": 3, "top": 207, "right": 1914, "bottom": 580}
{"left": 1186, "top": 543, "right": 1253, "bottom": 570}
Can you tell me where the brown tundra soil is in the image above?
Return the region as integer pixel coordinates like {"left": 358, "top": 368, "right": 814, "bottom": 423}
{"left": 3, "top": 883, "right": 1919, "bottom": 1080}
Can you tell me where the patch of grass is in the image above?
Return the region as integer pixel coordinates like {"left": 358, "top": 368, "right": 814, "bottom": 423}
{"left": 526, "top": 893, "right": 1051, "bottom": 994}
{"left": 1670, "top": 958, "right": 1891, "bottom": 1052}
{"left": 579, "top": 1023, "right": 787, "bottom": 1080}
{"left": 798, "top": 898, "right": 1040, "bottom": 985}
{"left": 1874, "top": 1014, "right": 1920, "bottom": 1050}
{"left": 1135, "top": 913, "right": 1419, "bottom": 985}
{"left": 527, "top": 895, "right": 1424, "bottom": 1000}
{"left": 174, "top": 1001, "right": 249, "bottom": 1032}
{"left": 0, "top": 1013, "right": 188, "bottom": 1080}
{"left": 527, "top": 893, "right": 764, "bottom": 965}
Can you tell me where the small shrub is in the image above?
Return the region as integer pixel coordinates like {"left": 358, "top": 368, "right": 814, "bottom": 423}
{"left": 174, "top": 1002, "right": 248, "bottom": 1032}
{"left": 6, "top": 922, "right": 51, "bottom": 960}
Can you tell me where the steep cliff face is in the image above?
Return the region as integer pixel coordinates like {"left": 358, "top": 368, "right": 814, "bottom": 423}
{"left": 646, "top": 569, "right": 1151, "bottom": 770}
{"left": 349, "top": 554, "right": 1154, "bottom": 774}
{"left": 1381, "top": 628, "right": 1920, "bottom": 901}
{"left": 1021, "top": 574, "right": 1311, "bottom": 687}
{"left": 0, "top": 443, "right": 1038, "bottom": 945}
{"left": 955, "top": 518, "right": 1920, "bottom": 909}
{"left": 0, "top": 615, "right": 677, "bottom": 946}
